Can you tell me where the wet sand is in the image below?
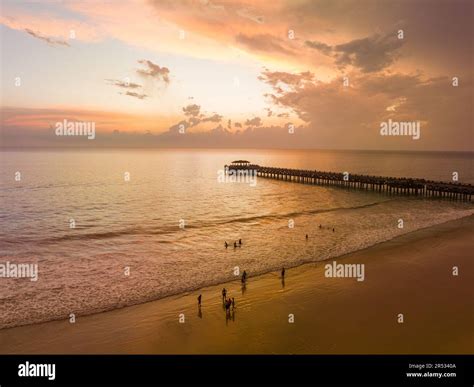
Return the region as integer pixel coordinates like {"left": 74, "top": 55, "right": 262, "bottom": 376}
{"left": 0, "top": 216, "right": 472, "bottom": 354}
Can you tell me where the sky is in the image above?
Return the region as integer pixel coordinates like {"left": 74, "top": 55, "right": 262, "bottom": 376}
{"left": 0, "top": 0, "right": 473, "bottom": 150}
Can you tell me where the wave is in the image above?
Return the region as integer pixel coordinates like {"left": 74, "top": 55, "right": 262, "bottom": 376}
{"left": 1, "top": 200, "right": 391, "bottom": 245}
{"left": 1, "top": 209, "right": 471, "bottom": 330}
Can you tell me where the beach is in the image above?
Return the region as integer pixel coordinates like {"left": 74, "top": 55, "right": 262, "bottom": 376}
{"left": 1, "top": 215, "right": 472, "bottom": 354}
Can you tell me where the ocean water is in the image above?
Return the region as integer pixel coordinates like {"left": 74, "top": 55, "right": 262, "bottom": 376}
{"left": 0, "top": 149, "right": 473, "bottom": 329}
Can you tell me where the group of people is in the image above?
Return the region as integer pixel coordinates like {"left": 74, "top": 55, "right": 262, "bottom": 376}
{"left": 196, "top": 267, "right": 288, "bottom": 319}
{"left": 222, "top": 288, "right": 235, "bottom": 315}
{"left": 196, "top": 226, "right": 340, "bottom": 319}
{"left": 224, "top": 239, "right": 242, "bottom": 249}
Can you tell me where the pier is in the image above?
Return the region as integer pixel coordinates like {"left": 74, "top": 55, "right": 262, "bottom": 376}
{"left": 225, "top": 160, "right": 474, "bottom": 201}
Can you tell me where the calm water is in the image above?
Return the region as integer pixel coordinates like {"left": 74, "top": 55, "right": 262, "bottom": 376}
{"left": 1, "top": 149, "right": 473, "bottom": 328}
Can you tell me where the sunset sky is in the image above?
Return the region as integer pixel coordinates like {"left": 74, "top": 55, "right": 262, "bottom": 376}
{"left": 1, "top": 0, "right": 472, "bottom": 150}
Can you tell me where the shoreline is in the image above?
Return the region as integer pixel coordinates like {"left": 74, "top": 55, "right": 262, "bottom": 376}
{"left": 0, "top": 215, "right": 472, "bottom": 354}
{"left": 1, "top": 211, "right": 472, "bottom": 331}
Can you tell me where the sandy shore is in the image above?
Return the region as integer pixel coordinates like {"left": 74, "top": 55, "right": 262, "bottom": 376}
{"left": 0, "top": 216, "right": 473, "bottom": 354}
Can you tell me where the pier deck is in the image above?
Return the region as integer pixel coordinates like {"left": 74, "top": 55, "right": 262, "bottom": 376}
{"left": 225, "top": 161, "right": 473, "bottom": 201}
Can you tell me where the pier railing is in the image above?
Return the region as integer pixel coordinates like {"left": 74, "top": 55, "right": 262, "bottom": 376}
{"left": 225, "top": 163, "right": 473, "bottom": 201}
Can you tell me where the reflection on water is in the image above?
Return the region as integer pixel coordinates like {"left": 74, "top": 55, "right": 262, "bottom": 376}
{"left": 0, "top": 149, "right": 472, "bottom": 329}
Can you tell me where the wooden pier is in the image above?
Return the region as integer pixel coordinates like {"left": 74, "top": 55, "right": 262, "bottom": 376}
{"left": 225, "top": 160, "right": 474, "bottom": 201}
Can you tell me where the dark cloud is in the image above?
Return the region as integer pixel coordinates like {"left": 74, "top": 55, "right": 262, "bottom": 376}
{"left": 25, "top": 28, "right": 70, "bottom": 47}
{"left": 260, "top": 67, "right": 473, "bottom": 150}
{"left": 306, "top": 31, "right": 404, "bottom": 73}
{"left": 305, "top": 40, "right": 332, "bottom": 55}
{"left": 137, "top": 60, "right": 170, "bottom": 83}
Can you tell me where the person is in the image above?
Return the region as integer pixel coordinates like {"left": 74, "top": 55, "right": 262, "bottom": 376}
{"left": 225, "top": 241, "right": 228, "bottom": 249}
{"left": 222, "top": 288, "right": 227, "bottom": 301}
{"left": 232, "top": 297, "right": 235, "bottom": 310}
{"left": 234, "top": 241, "right": 237, "bottom": 249}
{"left": 197, "top": 294, "right": 202, "bottom": 306}
{"left": 332, "top": 228, "right": 335, "bottom": 232}
{"left": 239, "top": 239, "right": 242, "bottom": 245}
{"left": 281, "top": 267, "right": 285, "bottom": 278}
{"left": 242, "top": 270, "right": 247, "bottom": 283}
{"left": 319, "top": 224, "right": 322, "bottom": 229}
{"left": 225, "top": 299, "right": 231, "bottom": 314}
{"left": 305, "top": 234, "right": 308, "bottom": 240}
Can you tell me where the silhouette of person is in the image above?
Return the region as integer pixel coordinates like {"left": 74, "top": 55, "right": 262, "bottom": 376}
{"left": 239, "top": 239, "right": 242, "bottom": 245}
{"left": 225, "top": 241, "right": 228, "bottom": 249}
{"left": 281, "top": 267, "right": 285, "bottom": 278}
{"left": 197, "top": 294, "right": 202, "bottom": 306}
{"left": 332, "top": 228, "right": 335, "bottom": 232}
{"left": 232, "top": 297, "right": 235, "bottom": 310}
{"left": 305, "top": 234, "right": 308, "bottom": 240}
{"left": 222, "top": 288, "right": 227, "bottom": 301}
{"left": 234, "top": 241, "right": 237, "bottom": 249}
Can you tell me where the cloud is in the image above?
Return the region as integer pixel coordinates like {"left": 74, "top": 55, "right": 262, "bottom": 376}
{"left": 24, "top": 28, "right": 70, "bottom": 47}
{"left": 105, "top": 60, "right": 171, "bottom": 99}
{"left": 260, "top": 67, "right": 473, "bottom": 150}
{"left": 105, "top": 79, "right": 142, "bottom": 89}
{"left": 137, "top": 60, "right": 170, "bottom": 83}
{"left": 235, "top": 33, "right": 294, "bottom": 55}
{"left": 182, "top": 104, "right": 201, "bottom": 117}
{"left": 245, "top": 117, "right": 262, "bottom": 127}
{"left": 305, "top": 40, "right": 332, "bottom": 55}
{"left": 258, "top": 70, "right": 314, "bottom": 89}
{"left": 122, "top": 91, "right": 148, "bottom": 99}
{"left": 201, "top": 113, "right": 222, "bottom": 123}
{"left": 306, "top": 31, "right": 405, "bottom": 73}
{"left": 169, "top": 104, "right": 222, "bottom": 131}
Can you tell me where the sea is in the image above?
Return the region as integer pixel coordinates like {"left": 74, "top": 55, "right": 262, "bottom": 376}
{"left": 0, "top": 149, "right": 473, "bottom": 329}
